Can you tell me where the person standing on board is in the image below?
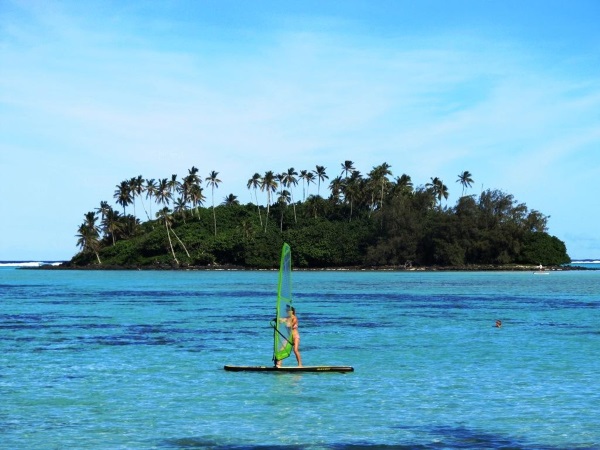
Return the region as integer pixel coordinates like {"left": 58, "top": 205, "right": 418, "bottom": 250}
{"left": 276, "top": 307, "right": 303, "bottom": 367}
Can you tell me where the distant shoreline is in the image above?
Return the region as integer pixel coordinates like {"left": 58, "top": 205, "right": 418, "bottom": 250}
{"left": 26, "top": 262, "right": 596, "bottom": 272}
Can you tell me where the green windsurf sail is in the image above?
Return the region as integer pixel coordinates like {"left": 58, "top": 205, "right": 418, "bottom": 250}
{"left": 272, "top": 243, "right": 293, "bottom": 363}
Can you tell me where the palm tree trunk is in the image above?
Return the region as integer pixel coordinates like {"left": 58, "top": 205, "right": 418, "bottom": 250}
{"left": 140, "top": 196, "right": 150, "bottom": 221}
{"left": 291, "top": 192, "right": 297, "bottom": 223}
{"left": 254, "top": 188, "right": 263, "bottom": 226}
{"left": 265, "top": 191, "right": 271, "bottom": 232}
{"left": 170, "top": 226, "right": 191, "bottom": 258}
{"left": 380, "top": 183, "right": 385, "bottom": 229}
{"left": 95, "top": 251, "right": 102, "bottom": 264}
{"left": 165, "top": 219, "right": 179, "bottom": 265}
{"left": 212, "top": 187, "right": 217, "bottom": 236}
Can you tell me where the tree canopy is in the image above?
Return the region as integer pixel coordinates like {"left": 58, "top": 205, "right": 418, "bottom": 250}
{"left": 71, "top": 164, "right": 570, "bottom": 268}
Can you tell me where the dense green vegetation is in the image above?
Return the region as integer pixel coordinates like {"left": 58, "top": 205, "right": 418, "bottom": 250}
{"left": 71, "top": 163, "right": 570, "bottom": 268}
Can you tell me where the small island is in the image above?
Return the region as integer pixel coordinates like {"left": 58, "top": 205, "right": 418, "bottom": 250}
{"left": 67, "top": 162, "right": 570, "bottom": 270}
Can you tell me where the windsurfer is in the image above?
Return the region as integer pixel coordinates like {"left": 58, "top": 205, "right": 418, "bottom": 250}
{"left": 276, "top": 307, "right": 302, "bottom": 367}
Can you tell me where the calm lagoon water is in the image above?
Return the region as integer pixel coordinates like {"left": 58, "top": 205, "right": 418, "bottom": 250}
{"left": 1, "top": 267, "right": 599, "bottom": 449}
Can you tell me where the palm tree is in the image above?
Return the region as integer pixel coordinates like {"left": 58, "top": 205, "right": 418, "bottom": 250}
{"left": 222, "top": 194, "right": 239, "bottom": 206}
{"left": 145, "top": 179, "right": 157, "bottom": 218}
{"left": 173, "top": 197, "right": 188, "bottom": 223}
{"left": 76, "top": 224, "right": 102, "bottom": 264}
{"left": 340, "top": 160, "right": 355, "bottom": 179}
{"left": 168, "top": 216, "right": 191, "bottom": 258}
{"left": 167, "top": 174, "right": 179, "bottom": 198}
{"left": 260, "top": 170, "right": 278, "bottom": 231}
{"left": 365, "top": 175, "right": 378, "bottom": 216}
{"left": 76, "top": 223, "right": 88, "bottom": 247}
{"left": 121, "top": 214, "right": 141, "bottom": 239}
{"left": 96, "top": 201, "right": 111, "bottom": 223}
{"left": 102, "top": 208, "right": 123, "bottom": 245}
{"left": 457, "top": 170, "right": 474, "bottom": 197}
{"left": 426, "top": 177, "right": 449, "bottom": 209}
{"left": 313, "top": 165, "right": 329, "bottom": 197}
{"left": 76, "top": 224, "right": 98, "bottom": 263}
{"left": 426, "top": 177, "right": 440, "bottom": 199}
{"left": 114, "top": 180, "right": 133, "bottom": 215}
{"left": 131, "top": 175, "right": 149, "bottom": 220}
{"left": 373, "top": 162, "right": 392, "bottom": 210}
{"left": 305, "top": 194, "right": 325, "bottom": 219}
{"left": 156, "top": 207, "right": 179, "bottom": 265}
{"left": 365, "top": 163, "right": 391, "bottom": 216}
{"left": 128, "top": 177, "right": 138, "bottom": 218}
{"left": 187, "top": 166, "right": 201, "bottom": 186}
{"left": 304, "top": 171, "right": 316, "bottom": 198}
{"left": 189, "top": 183, "right": 205, "bottom": 218}
{"left": 83, "top": 211, "right": 100, "bottom": 236}
{"left": 329, "top": 176, "right": 343, "bottom": 204}
{"left": 343, "top": 171, "right": 362, "bottom": 222}
{"left": 127, "top": 176, "right": 145, "bottom": 219}
{"left": 169, "top": 225, "right": 190, "bottom": 259}
{"left": 247, "top": 173, "right": 263, "bottom": 226}
{"left": 277, "top": 189, "right": 291, "bottom": 231}
{"left": 299, "top": 170, "right": 309, "bottom": 201}
{"left": 394, "top": 174, "right": 413, "bottom": 196}
{"left": 155, "top": 178, "right": 172, "bottom": 208}
{"left": 275, "top": 173, "right": 285, "bottom": 194}
{"left": 76, "top": 212, "right": 102, "bottom": 264}
{"left": 282, "top": 167, "right": 298, "bottom": 223}
{"left": 439, "top": 181, "right": 449, "bottom": 208}
{"left": 176, "top": 176, "right": 190, "bottom": 210}
{"left": 175, "top": 168, "right": 200, "bottom": 216}
{"left": 182, "top": 166, "right": 201, "bottom": 212}
{"left": 206, "top": 170, "right": 221, "bottom": 236}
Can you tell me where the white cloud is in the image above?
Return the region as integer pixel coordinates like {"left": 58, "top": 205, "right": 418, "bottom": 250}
{"left": 1, "top": 2, "right": 600, "bottom": 258}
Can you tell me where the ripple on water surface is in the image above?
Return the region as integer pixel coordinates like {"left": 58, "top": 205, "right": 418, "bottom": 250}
{"left": 0, "top": 269, "right": 599, "bottom": 449}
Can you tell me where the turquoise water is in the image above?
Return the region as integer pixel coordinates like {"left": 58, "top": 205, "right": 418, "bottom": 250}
{"left": 1, "top": 268, "right": 599, "bottom": 449}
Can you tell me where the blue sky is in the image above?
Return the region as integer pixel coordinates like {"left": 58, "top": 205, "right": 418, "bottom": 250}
{"left": 1, "top": 0, "right": 599, "bottom": 260}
